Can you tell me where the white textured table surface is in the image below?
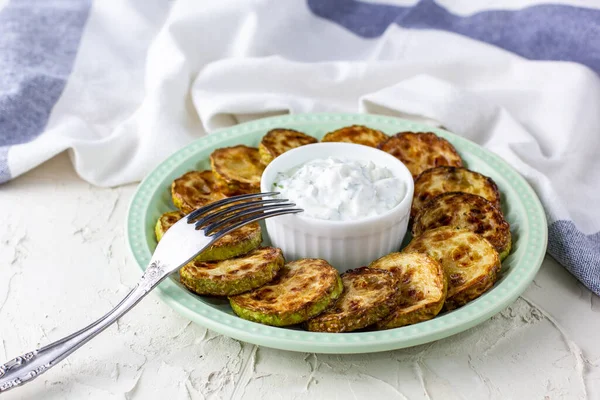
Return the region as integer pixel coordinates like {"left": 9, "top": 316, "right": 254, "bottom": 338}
{"left": 1, "top": 153, "right": 599, "bottom": 400}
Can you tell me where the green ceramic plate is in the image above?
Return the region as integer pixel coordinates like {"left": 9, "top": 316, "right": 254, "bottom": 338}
{"left": 126, "top": 113, "right": 547, "bottom": 354}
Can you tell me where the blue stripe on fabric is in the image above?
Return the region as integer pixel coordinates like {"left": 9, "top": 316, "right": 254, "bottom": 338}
{"left": 307, "top": 0, "right": 600, "bottom": 74}
{"left": 548, "top": 220, "right": 600, "bottom": 295}
{"left": 0, "top": 0, "right": 92, "bottom": 184}
{"left": 0, "top": 147, "right": 9, "bottom": 182}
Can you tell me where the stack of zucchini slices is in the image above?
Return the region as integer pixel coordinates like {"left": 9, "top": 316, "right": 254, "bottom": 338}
{"left": 157, "top": 128, "right": 346, "bottom": 328}
{"left": 373, "top": 131, "right": 511, "bottom": 327}
{"left": 154, "top": 126, "right": 511, "bottom": 333}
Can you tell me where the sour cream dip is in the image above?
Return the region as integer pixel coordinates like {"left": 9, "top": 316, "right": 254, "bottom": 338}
{"left": 272, "top": 157, "right": 406, "bottom": 221}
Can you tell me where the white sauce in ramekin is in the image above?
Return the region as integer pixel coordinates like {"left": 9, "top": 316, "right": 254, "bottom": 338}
{"left": 273, "top": 157, "right": 406, "bottom": 221}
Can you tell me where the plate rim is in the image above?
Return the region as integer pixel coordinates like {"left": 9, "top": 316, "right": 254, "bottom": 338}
{"left": 125, "top": 112, "right": 548, "bottom": 354}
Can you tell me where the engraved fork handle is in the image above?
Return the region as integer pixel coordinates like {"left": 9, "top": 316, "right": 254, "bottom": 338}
{"left": 0, "top": 261, "right": 168, "bottom": 393}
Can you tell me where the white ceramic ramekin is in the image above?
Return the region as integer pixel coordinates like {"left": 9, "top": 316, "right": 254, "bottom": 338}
{"left": 260, "top": 142, "right": 414, "bottom": 273}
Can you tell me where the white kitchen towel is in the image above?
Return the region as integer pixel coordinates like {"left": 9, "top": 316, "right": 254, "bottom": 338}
{"left": 1, "top": 0, "right": 599, "bottom": 294}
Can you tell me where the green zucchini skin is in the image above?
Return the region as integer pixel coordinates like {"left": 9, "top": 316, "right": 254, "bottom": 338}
{"left": 229, "top": 259, "right": 343, "bottom": 327}
{"left": 180, "top": 247, "right": 284, "bottom": 297}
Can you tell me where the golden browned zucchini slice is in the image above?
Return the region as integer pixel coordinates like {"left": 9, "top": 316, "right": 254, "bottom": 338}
{"left": 258, "top": 128, "right": 318, "bottom": 165}
{"left": 306, "top": 267, "right": 399, "bottom": 333}
{"left": 413, "top": 192, "right": 512, "bottom": 260}
{"left": 403, "top": 226, "right": 501, "bottom": 310}
{"left": 197, "top": 222, "right": 263, "bottom": 261}
{"left": 155, "top": 210, "right": 262, "bottom": 262}
{"left": 155, "top": 210, "right": 184, "bottom": 242}
{"left": 378, "top": 132, "right": 463, "bottom": 178}
{"left": 180, "top": 247, "right": 284, "bottom": 296}
{"left": 321, "top": 125, "right": 389, "bottom": 148}
{"left": 171, "top": 170, "right": 227, "bottom": 214}
{"left": 412, "top": 166, "right": 501, "bottom": 219}
{"left": 368, "top": 252, "right": 447, "bottom": 329}
{"left": 210, "top": 145, "right": 265, "bottom": 195}
{"left": 229, "top": 259, "right": 343, "bottom": 326}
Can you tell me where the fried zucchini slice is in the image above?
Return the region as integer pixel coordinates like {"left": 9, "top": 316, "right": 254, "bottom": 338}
{"left": 412, "top": 166, "right": 501, "bottom": 219}
{"left": 210, "top": 145, "right": 265, "bottom": 195}
{"left": 171, "top": 170, "right": 227, "bottom": 214}
{"left": 413, "top": 192, "right": 512, "bottom": 260}
{"left": 155, "top": 210, "right": 262, "bottom": 261}
{"left": 306, "top": 267, "right": 399, "bottom": 333}
{"left": 155, "top": 210, "right": 184, "bottom": 242}
{"left": 197, "top": 222, "right": 263, "bottom": 262}
{"left": 321, "top": 125, "right": 389, "bottom": 148}
{"left": 403, "top": 226, "right": 501, "bottom": 310}
{"left": 258, "top": 128, "right": 318, "bottom": 165}
{"left": 180, "top": 247, "right": 284, "bottom": 296}
{"left": 229, "top": 259, "right": 343, "bottom": 326}
{"left": 378, "top": 132, "right": 463, "bottom": 178}
{"left": 368, "top": 253, "right": 447, "bottom": 329}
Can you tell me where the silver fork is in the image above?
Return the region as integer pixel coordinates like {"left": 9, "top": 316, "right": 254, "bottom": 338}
{"left": 0, "top": 192, "right": 301, "bottom": 393}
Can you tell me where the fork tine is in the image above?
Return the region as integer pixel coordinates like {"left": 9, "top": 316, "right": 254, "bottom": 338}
{"left": 186, "top": 192, "right": 279, "bottom": 221}
{"left": 194, "top": 198, "right": 291, "bottom": 228}
{"left": 200, "top": 203, "right": 297, "bottom": 231}
{"left": 208, "top": 208, "right": 303, "bottom": 239}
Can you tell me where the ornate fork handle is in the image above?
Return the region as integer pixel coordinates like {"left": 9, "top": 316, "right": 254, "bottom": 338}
{"left": 0, "top": 192, "right": 300, "bottom": 394}
{"left": 0, "top": 261, "right": 168, "bottom": 393}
